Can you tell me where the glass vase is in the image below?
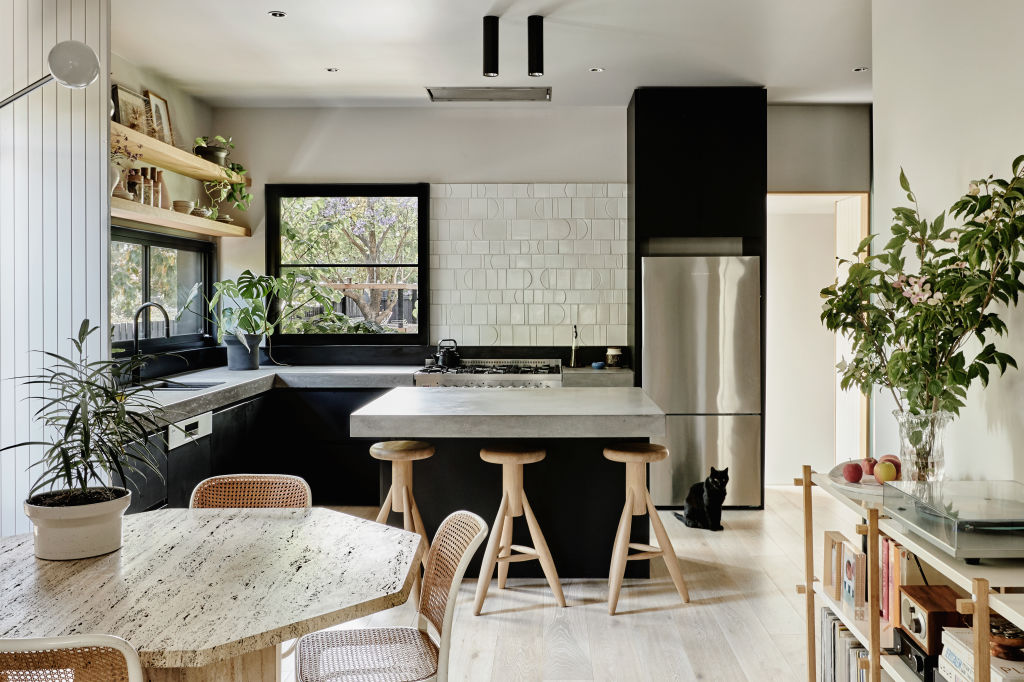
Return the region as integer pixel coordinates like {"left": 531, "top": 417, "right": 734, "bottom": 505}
{"left": 894, "top": 410, "right": 953, "bottom": 482}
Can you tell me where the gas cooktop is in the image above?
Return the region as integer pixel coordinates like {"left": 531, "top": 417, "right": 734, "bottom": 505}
{"left": 414, "top": 359, "right": 561, "bottom": 387}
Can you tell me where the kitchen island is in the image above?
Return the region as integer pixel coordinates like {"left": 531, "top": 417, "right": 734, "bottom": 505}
{"left": 351, "top": 387, "right": 667, "bottom": 578}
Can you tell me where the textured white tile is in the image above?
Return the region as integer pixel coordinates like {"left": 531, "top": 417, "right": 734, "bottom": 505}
{"left": 483, "top": 220, "right": 507, "bottom": 240}
{"left": 468, "top": 198, "right": 488, "bottom": 219}
{"left": 427, "top": 181, "right": 627, "bottom": 346}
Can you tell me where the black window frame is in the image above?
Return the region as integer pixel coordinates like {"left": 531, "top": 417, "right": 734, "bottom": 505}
{"left": 265, "top": 183, "right": 430, "bottom": 346}
{"left": 110, "top": 226, "right": 217, "bottom": 355}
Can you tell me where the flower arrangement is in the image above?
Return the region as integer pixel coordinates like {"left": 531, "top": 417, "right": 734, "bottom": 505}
{"left": 820, "top": 157, "right": 1024, "bottom": 478}
{"left": 110, "top": 132, "right": 143, "bottom": 166}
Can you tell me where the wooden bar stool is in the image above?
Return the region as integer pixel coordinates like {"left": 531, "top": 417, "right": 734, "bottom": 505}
{"left": 473, "top": 446, "right": 566, "bottom": 615}
{"left": 371, "top": 440, "right": 433, "bottom": 571}
{"left": 604, "top": 442, "right": 690, "bottom": 615}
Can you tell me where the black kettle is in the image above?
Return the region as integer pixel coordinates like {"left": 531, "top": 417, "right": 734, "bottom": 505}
{"left": 435, "top": 339, "right": 461, "bottom": 368}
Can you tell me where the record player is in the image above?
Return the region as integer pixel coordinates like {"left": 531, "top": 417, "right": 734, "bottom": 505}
{"left": 882, "top": 480, "right": 1024, "bottom": 562}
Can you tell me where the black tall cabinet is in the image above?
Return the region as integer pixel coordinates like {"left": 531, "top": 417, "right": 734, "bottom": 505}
{"left": 626, "top": 86, "right": 767, "bottom": 387}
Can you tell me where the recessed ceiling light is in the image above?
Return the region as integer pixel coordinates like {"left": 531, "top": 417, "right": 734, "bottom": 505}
{"left": 589, "top": 67, "right": 605, "bottom": 73}
{"left": 268, "top": 10, "right": 286, "bottom": 18}
{"left": 326, "top": 67, "right": 339, "bottom": 72}
{"left": 852, "top": 66, "right": 869, "bottom": 73}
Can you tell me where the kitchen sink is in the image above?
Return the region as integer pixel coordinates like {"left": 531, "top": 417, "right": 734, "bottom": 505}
{"left": 144, "top": 380, "right": 225, "bottom": 391}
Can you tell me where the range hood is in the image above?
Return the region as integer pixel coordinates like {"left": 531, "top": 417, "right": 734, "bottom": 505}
{"left": 426, "top": 87, "right": 551, "bottom": 102}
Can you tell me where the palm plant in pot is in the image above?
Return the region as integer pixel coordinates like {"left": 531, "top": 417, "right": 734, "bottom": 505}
{"left": 821, "top": 157, "right": 1024, "bottom": 481}
{"left": 0, "top": 321, "right": 164, "bottom": 560}
{"left": 184, "top": 270, "right": 341, "bottom": 370}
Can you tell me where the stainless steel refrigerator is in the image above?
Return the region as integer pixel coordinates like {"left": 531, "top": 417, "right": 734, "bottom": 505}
{"left": 642, "top": 256, "right": 763, "bottom": 508}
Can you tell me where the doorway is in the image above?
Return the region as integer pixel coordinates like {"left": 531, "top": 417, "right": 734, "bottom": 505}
{"left": 764, "top": 192, "right": 870, "bottom": 484}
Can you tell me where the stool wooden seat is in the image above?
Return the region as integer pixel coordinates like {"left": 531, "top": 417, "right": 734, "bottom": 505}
{"left": 604, "top": 442, "right": 690, "bottom": 615}
{"left": 370, "top": 440, "right": 435, "bottom": 462}
{"left": 473, "top": 447, "right": 566, "bottom": 615}
{"left": 603, "top": 442, "right": 670, "bottom": 463}
{"left": 371, "top": 441, "right": 433, "bottom": 573}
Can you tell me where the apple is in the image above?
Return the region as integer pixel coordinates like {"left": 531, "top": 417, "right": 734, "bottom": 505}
{"left": 843, "top": 461, "right": 864, "bottom": 483}
{"left": 874, "top": 461, "right": 898, "bottom": 484}
{"left": 861, "top": 457, "right": 877, "bottom": 476}
{"left": 878, "top": 454, "right": 902, "bottom": 478}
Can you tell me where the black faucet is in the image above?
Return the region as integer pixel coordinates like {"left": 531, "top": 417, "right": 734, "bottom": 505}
{"left": 131, "top": 302, "right": 171, "bottom": 383}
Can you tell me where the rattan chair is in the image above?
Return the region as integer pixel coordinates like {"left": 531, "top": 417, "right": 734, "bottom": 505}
{"left": 189, "top": 473, "right": 312, "bottom": 509}
{"left": 0, "top": 634, "right": 144, "bottom": 682}
{"left": 295, "top": 510, "right": 488, "bottom": 682}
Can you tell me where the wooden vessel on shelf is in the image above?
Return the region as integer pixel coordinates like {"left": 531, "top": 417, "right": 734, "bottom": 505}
{"left": 111, "top": 198, "right": 251, "bottom": 238}
{"left": 110, "top": 122, "right": 251, "bottom": 186}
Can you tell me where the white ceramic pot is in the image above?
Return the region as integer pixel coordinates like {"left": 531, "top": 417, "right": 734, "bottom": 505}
{"left": 23, "top": 488, "right": 132, "bottom": 560}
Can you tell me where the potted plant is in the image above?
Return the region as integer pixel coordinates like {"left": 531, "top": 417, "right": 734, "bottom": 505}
{"left": 202, "top": 161, "right": 252, "bottom": 221}
{"left": 193, "top": 134, "right": 233, "bottom": 166}
{"left": 820, "top": 157, "right": 1024, "bottom": 481}
{"left": 0, "top": 321, "right": 164, "bottom": 560}
{"left": 184, "top": 270, "right": 340, "bottom": 370}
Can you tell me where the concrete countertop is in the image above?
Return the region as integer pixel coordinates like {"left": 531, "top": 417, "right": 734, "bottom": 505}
{"left": 350, "top": 386, "right": 665, "bottom": 439}
{"left": 147, "top": 365, "right": 418, "bottom": 424}
{"left": 561, "top": 366, "right": 635, "bottom": 387}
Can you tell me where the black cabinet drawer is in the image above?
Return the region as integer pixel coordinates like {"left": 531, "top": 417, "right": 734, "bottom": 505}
{"left": 166, "top": 435, "right": 212, "bottom": 508}
{"left": 117, "top": 433, "right": 168, "bottom": 514}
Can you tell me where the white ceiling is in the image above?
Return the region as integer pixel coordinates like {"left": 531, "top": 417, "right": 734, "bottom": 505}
{"left": 110, "top": 0, "right": 871, "bottom": 108}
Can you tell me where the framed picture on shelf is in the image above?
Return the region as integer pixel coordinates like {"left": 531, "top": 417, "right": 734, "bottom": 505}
{"left": 823, "top": 530, "right": 848, "bottom": 601}
{"left": 145, "top": 90, "right": 174, "bottom": 145}
{"left": 111, "top": 84, "right": 149, "bottom": 134}
{"left": 841, "top": 540, "right": 866, "bottom": 619}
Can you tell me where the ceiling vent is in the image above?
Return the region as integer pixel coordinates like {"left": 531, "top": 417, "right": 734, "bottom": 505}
{"left": 426, "top": 87, "right": 552, "bottom": 103}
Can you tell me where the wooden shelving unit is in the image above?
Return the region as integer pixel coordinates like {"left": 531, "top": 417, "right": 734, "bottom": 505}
{"left": 111, "top": 122, "right": 251, "bottom": 186}
{"left": 797, "top": 465, "right": 1021, "bottom": 682}
{"left": 111, "top": 198, "right": 250, "bottom": 238}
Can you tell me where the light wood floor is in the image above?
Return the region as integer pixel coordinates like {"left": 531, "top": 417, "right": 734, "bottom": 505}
{"left": 285, "top": 487, "right": 860, "bottom": 681}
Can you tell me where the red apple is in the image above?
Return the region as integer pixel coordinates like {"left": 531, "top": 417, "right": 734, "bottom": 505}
{"left": 861, "top": 457, "right": 877, "bottom": 475}
{"left": 878, "top": 454, "right": 902, "bottom": 478}
{"left": 843, "top": 461, "right": 864, "bottom": 483}
{"left": 874, "top": 461, "right": 898, "bottom": 484}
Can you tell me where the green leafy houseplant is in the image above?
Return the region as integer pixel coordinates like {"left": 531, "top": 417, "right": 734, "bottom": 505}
{"left": 820, "top": 157, "right": 1024, "bottom": 479}
{"left": 0, "top": 320, "right": 164, "bottom": 506}
{"left": 183, "top": 270, "right": 345, "bottom": 365}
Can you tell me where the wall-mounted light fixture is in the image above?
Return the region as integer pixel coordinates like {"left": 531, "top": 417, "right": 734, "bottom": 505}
{"left": 0, "top": 41, "right": 99, "bottom": 110}
{"left": 528, "top": 15, "right": 543, "bottom": 77}
{"left": 483, "top": 16, "right": 499, "bottom": 77}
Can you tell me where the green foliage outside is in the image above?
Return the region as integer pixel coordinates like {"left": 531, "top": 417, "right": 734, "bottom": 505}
{"left": 279, "top": 195, "right": 418, "bottom": 331}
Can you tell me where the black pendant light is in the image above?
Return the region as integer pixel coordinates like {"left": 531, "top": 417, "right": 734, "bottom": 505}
{"left": 528, "top": 15, "right": 543, "bottom": 77}
{"left": 483, "top": 16, "right": 499, "bottom": 77}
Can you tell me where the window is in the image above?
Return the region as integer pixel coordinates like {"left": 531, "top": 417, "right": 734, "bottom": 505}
{"left": 265, "top": 183, "right": 429, "bottom": 345}
{"left": 110, "top": 227, "right": 215, "bottom": 352}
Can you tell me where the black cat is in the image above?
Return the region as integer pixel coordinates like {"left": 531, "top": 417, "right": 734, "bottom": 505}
{"left": 677, "top": 467, "right": 729, "bottom": 531}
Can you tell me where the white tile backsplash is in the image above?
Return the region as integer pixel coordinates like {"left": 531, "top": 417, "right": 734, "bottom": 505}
{"left": 429, "top": 182, "right": 627, "bottom": 346}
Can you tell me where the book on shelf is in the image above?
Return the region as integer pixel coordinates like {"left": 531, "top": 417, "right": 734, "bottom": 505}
{"left": 851, "top": 648, "right": 868, "bottom": 682}
{"left": 942, "top": 626, "right": 1024, "bottom": 682}
{"left": 881, "top": 537, "right": 890, "bottom": 623}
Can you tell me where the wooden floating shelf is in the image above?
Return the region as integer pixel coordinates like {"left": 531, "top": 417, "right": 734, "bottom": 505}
{"left": 111, "top": 198, "right": 251, "bottom": 238}
{"left": 111, "top": 121, "right": 252, "bottom": 186}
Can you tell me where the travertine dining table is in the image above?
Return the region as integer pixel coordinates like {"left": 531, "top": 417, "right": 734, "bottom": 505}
{"left": 0, "top": 507, "right": 424, "bottom": 681}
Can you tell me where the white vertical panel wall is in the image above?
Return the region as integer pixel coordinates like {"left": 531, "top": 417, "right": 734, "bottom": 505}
{"left": 0, "top": 0, "right": 110, "bottom": 535}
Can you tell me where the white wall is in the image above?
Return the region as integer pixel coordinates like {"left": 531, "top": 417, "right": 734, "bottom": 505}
{"left": 765, "top": 210, "right": 836, "bottom": 483}
{"left": 0, "top": 0, "right": 111, "bottom": 535}
{"left": 767, "top": 105, "right": 872, "bottom": 192}
{"left": 872, "top": 0, "right": 1024, "bottom": 479}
